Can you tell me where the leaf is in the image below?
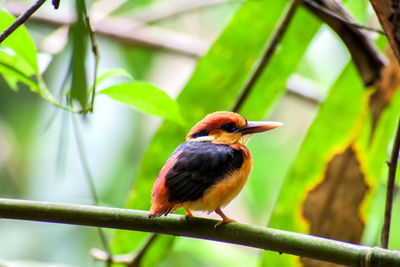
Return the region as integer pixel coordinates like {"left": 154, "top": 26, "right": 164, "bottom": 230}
{"left": 0, "top": 47, "right": 38, "bottom": 91}
{"left": 99, "top": 82, "right": 184, "bottom": 125}
{"left": 235, "top": 7, "right": 321, "bottom": 222}
{"left": 0, "top": 10, "right": 39, "bottom": 74}
{"left": 3, "top": 74, "right": 18, "bottom": 91}
{"left": 0, "top": 47, "right": 35, "bottom": 77}
{"left": 69, "top": 0, "right": 88, "bottom": 108}
{"left": 263, "top": 54, "right": 400, "bottom": 266}
{"left": 111, "top": 0, "right": 291, "bottom": 260}
{"left": 262, "top": 64, "right": 367, "bottom": 266}
{"left": 96, "top": 68, "right": 133, "bottom": 86}
{"left": 0, "top": 63, "right": 41, "bottom": 92}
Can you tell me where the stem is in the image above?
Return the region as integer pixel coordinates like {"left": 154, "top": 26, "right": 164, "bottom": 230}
{"left": 78, "top": 0, "right": 99, "bottom": 112}
{"left": 127, "top": 234, "right": 159, "bottom": 267}
{"left": 381, "top": 115, "right": 400, "bottom": 248}
{"left": 0, "top": 198, "right": 399, "bottom": 266}
{"left": 0, "top": 0, "right": 47, "bottom": 43}
{"left": 72, "top": 115, "right": 112, "bottom": 262}
{"left": 232, "top": 0, "right": 303, "bottom": 112}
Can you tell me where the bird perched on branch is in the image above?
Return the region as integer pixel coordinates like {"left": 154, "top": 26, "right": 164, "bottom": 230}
{"left": 149, "top": 111, "right": 282, "bottom": 226}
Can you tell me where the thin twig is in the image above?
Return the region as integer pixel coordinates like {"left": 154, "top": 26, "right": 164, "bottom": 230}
{"left": 0, "top": 0, "right": 47, "bottom": 43}
{"left": 4, "top": 1, "right": 206, "bottom": 57}
{"left": 303, "top": 0, "right": 385, "bottom": 35}
{"left": 232, "top": 0, "right": 303, "bottom": 112}
{"left": 380, "top": 115, "right": 400, "bottom": 248}
{"left": 1, "top": 198, "right": 400, "bottom": 266}
{"left": 127, "top": 234, "right": 159, "bottom": 267}
{"left": 72, "top": 115, "right": 112, "bottom": 265}
{"left": 78, "top": 0, "right": 99, "bottom": 112}
{"left": 91, "top": 234, "right": 159, "bottom": 265}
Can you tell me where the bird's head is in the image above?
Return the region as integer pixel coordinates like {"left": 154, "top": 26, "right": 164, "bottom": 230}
{"left": 186, "top": 111, "right": 282, "bottom": 145}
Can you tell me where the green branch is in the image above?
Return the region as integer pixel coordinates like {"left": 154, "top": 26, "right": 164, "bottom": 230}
{"left": 0, "top": 198, "right": 399, "bottom": 266}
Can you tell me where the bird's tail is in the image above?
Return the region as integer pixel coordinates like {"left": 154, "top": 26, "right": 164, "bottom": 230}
{"left": 148, "top": 202, "right": 174, "bottom": 218}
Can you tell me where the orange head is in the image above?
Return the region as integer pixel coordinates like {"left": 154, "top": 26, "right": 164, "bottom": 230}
{"left": 186, "top": 111, "right": 282, "bottom": 145}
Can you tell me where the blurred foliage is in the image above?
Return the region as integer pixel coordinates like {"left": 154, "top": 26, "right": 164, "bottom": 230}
{"left": 112, "top": 1, "right": 290, "bottom": 265}
{"left": 1, "top": 0, "right": 400, "bottom": 267}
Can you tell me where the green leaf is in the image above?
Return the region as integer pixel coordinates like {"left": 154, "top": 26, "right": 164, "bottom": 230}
{"left": 96, "top": 68, "right": 133, "bottom": 86}
{"left": 99, "top": 82, "right": 184, "bottom": 125}
{"left": 0, "top": 63, "right": 40, "bottom": 92}
{"left": 236, "top": 8, "right": 321, "bottom": 223}
{"left": 0, "top": 48, "right": 35, "bottom": 75}
{"left": 261, "top": 64, "right": 367, "bottom": 266}
{"left": 0, "top": 47, "right": 38, "bottom": 91}
{"left": 3, "top": 74, "right": 18, "bottom": 91}
{"left": 0, "top": 10, "right": 39, "bottom": 74}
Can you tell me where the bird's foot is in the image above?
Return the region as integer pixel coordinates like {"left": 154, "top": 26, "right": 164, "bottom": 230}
{"left": 185, "top": 209, "right": 194, "bottom": 219}
{"left": 214, "top": 208, "right": 237, "bottom": 228}
{"left": 214, "top": 217, "right": 237, "bottom": 228}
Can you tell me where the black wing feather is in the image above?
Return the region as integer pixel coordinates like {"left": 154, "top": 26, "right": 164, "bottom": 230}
{"left": 165, "top": 141, "right": 243, "bottom": 203}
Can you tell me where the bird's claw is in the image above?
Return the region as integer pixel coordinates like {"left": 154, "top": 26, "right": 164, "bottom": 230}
{"left": 184, "top": 209, "right": 194, "bottom": 219}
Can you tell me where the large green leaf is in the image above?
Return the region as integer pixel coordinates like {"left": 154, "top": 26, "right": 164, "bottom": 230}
{"left": 0, "top": 10, "right": 39, "bottom": 74}
{"left": 99, "top": 82, "right": 184, "bottom": 125}
{"left": 236, "top": 7, "right": 321, "bottom": 221}
{"left": 111, "top": 0, "right": 290, "bottom": 262}
{"left": 261, "top": 61, "right": 400, "bottom": 265}
{"left": 262, "top": 64, "right": 365, "bottom": 266}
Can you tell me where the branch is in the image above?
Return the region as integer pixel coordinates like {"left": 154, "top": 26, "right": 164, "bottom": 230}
{"left": 381, "top": 115, "right": 400, "bottom": 248}
{"left": 4, "top": 1, "right": 206, "bottom": 57}
{"left": 129, "top": 0, "right": 243, "bottom": 23}
{"left": 232, "top": 0, "right": 303, "bottom": 112}
{"left": 0, "top": 0, "right": 47, "bottom": 43}
{"left": 0, "top": 198, "right": 400, "bottom": 266}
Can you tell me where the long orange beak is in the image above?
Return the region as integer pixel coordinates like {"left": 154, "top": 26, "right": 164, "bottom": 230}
{"left": 238, "top": 121, "right": 282, "bottom": 135}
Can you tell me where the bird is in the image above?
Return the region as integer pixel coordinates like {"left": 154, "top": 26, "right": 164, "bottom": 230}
{"left": 148, "top": 111, "right": 282, "bottom": 226}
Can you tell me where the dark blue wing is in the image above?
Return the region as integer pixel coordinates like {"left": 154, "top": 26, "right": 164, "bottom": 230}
{"left": 165, "top": 141, "right": 243, "bottom": 203}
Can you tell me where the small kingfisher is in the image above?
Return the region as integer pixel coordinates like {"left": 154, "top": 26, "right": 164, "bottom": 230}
{"left": 149, "top": 111, "right": 282, "bottom": 226}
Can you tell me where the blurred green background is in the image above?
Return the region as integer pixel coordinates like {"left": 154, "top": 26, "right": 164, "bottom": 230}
{"left": 0, "top": 0, "right": 399, "bottom": 266}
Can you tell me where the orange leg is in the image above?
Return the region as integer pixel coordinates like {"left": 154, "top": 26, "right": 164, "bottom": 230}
{"left": 214, "top": 208, "right": 237, "bottom": 227}
{"left": 185, "top": 209, "right": 194, "bottom": 218}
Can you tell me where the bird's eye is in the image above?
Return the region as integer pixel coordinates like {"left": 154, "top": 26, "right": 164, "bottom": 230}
{"left": 220, "top": 122, "right": 237, "bottom": 133}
